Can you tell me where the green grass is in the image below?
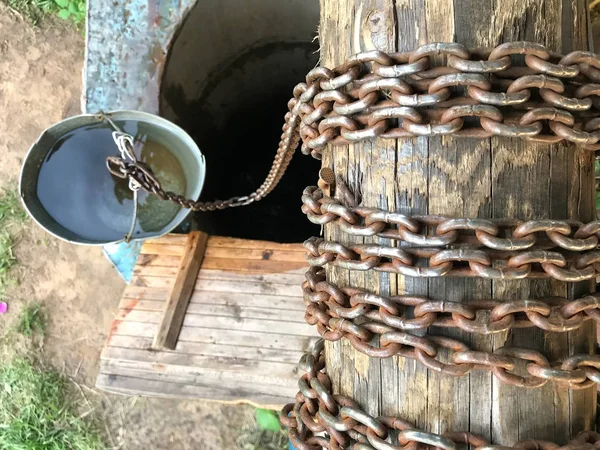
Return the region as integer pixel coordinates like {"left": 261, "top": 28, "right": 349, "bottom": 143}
{"left": 0, "top": 358, "right": 106, "bottom": 449}
{"left": 16, "top": 302, "right": 46, "bottom": 337}
{"left": 0, "top": 231, "right": 17, "bottom": 294}
{"left": 5, "top": 0, "right": 50, "bottom": 24}
{"left": 237, "top": 409, "right": 287, "bottom": 450}
{"left": 4, "top": 0, "right": 85, "bottom": 26}
{"left": 0, "top": 190, "right": 28, "bottom": 226}
{"left": 0, "top": 189, "right": 27, "bottom": 295}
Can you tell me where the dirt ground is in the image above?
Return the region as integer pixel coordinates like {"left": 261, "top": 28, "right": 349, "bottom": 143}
{"left": 0, "top": 4, "right": 252, "bottom": 449}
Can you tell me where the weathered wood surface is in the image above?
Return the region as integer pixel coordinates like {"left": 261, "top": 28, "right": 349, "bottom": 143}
{"left": 153, "top": 231, "right": 208, "bottom": 350}
{"left": 97, "top": 234, "right": 319, "bottom": 408}
{"left": 320, "top": 0, "right": 596, "bottom": 444}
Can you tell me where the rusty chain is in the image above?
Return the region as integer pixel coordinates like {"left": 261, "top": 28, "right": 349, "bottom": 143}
{"left": 303, "top": 266, "right": 600, "bottom": 335}
{"left": 105, "top": 127, "right": 296, "bottom": 211}
{"left": 303, "top": 185, "right": 600, "bottom": 252}
{"left": 302, "top": 179, "right": 600, "bottom": 281}
{"left": 304, "top": 236, "right": 600, "bottom": 281}
{"left": 295, "top": 44, "right": 600, "bottom": 158}
{"left": 300, "top": 269, "right": 600, "bottom": 390}
{"left": 283, "top": 340, "right": 600, "bottom": 450}
{"left": 106, "top": 41, "right": 600, "bottom": 211}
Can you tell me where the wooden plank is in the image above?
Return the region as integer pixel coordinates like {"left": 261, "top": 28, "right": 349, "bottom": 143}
{"left": 138, "top": 255, "right": 306, "bottom": 273}
{"left": 101, "top": 346, "right": 299, "bottom": 381}
{"left": 108, "top": 321, "right": 318, "bottom": 351}
{"left": 96, "top": 373, "right": 292, "bottom": 408}
{"left": 141, "top": 236, "right": 305, "bottom": 256}
{"left": 132, "top": 265, "right": 305, "bottom": 285}
{"left": 99, "top": 362, "right": 298, "bottom": 397}
{"left": 117, "top": 309, "right": 310, "bottom": 329}
{"left": 144, "top": 234, "right": 189, "bottom": 245}
{"left": 117, "top": 302, "right": 307, "bottom": 322}
{"left": 195, "top": 269, "right": 306, "bottom": 285}
{"left": 318, "top": 0, "right": 351, "bottom": 410}
{"left": 204, "top": 237, "right": 305, "bottom": 251}
{"left": 204, "top": 247, "right": 306, "bottom": 261}
{"left": 423, "top": 0, "right": 482, "bottom": 435}
{"left": 131, "top": 276, "right": 302, "bottom": 296}
{"left": 139, "top": 243, "right": 187, "bottom": 256}
{"left": 153, "top": 231, "right": 208, "bottom": 350}
{"left": 199, "top": 257, "right": 307, "bottom": 273}
{"left": 105, "top": 335, "right": 306, "bottom": 364}
{"left": 139, "top": 247, "right": 307, "bottom": 263}
{"left": 121, "top": 289, "right": 306, "bottom": 311}
{"left": 185, "top": 315, "right": 313, "bottom": 336}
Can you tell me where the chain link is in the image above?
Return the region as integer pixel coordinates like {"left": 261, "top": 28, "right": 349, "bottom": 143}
{"left": 106, "top": 41, "right": 600, "bottom": 212}
{"left": 302, "top": 185, "right": 600, "bottom": 252}
{"left": 282, "top": 340, "right": 600, "bottom": 450}
{"left": 273, "top": 41, "right": 600, "bottom": 445}
{"left": 302, "top": 181, "right": 600, "bottom": 281}
{"left": 303, "top": 266, "right": 600, "bottom": 335}
{"left": 301, "top": 269, "right": 600, "bottom": 389}
{"left": 304, "top": 236, "right": 600, "bottom": 281}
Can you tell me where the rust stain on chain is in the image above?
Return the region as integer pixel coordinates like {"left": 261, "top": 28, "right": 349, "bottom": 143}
{"left": 303, "top": 266, "right": 600, "bottom": 336}
{"left": 283, "top": 340, "right": 600, "bottom": 448}
{"left": 302, "top": 184, "right": 600, "bottom": 281}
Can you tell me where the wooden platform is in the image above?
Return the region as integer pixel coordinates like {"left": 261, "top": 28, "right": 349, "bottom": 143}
{"left": 96, "top": 234, "right": 318, "bottom": 408}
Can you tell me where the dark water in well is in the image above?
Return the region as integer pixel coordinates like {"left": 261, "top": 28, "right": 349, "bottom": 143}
{"left": 162, "top": 42, "right": 321, "bottom": 242}
{"left": 36, "top": 121, "right": 186, "bottom": 242}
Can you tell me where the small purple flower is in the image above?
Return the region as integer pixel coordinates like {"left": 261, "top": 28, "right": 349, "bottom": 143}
{"left": 0, "top": 302, "right": 7, "bottom": 314}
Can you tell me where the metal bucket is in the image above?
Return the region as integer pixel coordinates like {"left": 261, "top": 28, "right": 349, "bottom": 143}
{"left": 19, "top": 110, "right": 206, "bottom": 246}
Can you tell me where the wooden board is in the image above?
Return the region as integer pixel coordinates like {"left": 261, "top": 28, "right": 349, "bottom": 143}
{"left": 97, "top": 234, "right": 318, "bottom": 408}
{"left": 153, "top": 231, "right": 208, "bottom": 349}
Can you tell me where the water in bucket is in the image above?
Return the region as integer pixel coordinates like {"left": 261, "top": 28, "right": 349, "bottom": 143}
{"left": 36, "top": 120, "right": 186, "bottom": 242}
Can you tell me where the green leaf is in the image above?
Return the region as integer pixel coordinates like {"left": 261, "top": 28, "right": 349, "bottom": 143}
{"left": 54, "top": 0, "right": 68, "bottom": 8}
{"left": 255, "top": 408, "right": 281, "bottom": 432}
{"left": 57, "top": 8, "right": 70, "bottom": 18}
{"left": 68, "top": 3, "right": 77, "bottom": 12}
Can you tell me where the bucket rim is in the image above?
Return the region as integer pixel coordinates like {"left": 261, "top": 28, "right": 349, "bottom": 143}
{"left": 19, "top": 110, "right": 206, "bottom": 246}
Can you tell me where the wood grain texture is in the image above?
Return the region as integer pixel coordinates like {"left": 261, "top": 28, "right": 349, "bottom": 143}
{"left": 98, "top": 234, "right": 318, "bottom": 407}
{"left": 153, "top": 231, "right": 208, "bottom": 349}
{"left": 320, "top": 0, "right": 596, "bottom": 444}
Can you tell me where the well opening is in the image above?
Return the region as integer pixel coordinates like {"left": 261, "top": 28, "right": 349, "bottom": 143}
{"left": 160, "top": 0, "right": 321, "bottom": 242}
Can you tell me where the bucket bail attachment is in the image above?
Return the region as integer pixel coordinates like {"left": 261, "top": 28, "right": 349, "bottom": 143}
{"left": 98, "top": 112, "right": 141, "bottom": 243}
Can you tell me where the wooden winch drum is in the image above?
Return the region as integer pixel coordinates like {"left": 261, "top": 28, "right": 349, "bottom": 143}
{"left": 19, "top": 111, "right": 206, "bottom": 246}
